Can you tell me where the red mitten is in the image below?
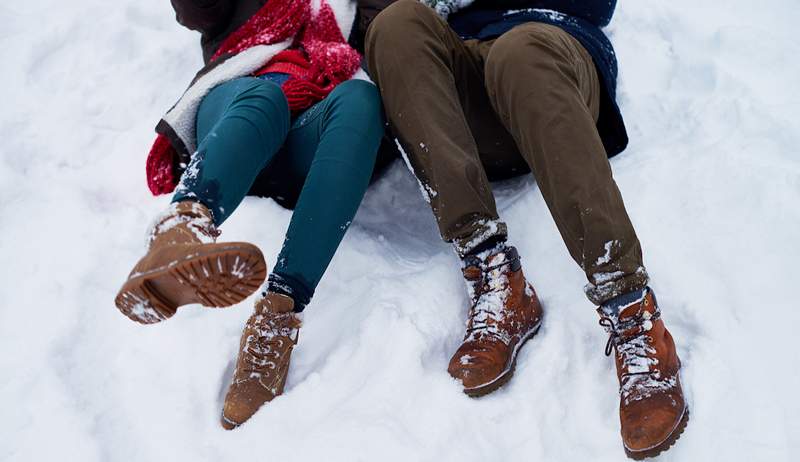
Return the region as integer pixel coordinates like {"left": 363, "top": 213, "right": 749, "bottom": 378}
{"left": 145, "top": 134, "right": 178, "bottom": 196}
{"left": 282, "top": 78, "right": 330, "bottom": 112}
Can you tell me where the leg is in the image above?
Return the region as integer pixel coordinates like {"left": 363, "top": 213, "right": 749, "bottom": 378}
{"left": 366, "top": 0, "right": 513, "bottom": 256}
{"left": 221, "top": 80, "right": 385, "bottom": 429}
{"left": 173, "top": 77, "right": 291, "bottom": 225}
{"left": 368, "top": 1, "right": 544, "bottom": 398}
{"left": 267, "top": 79, "right": 385, "bottom": 309}
{"left": 114, "top": 78, "right": 287, "bottom": 323}
{"left": 483, "top": 23, "right": 648, "bottom": 304}
{"left": 485, "top": 26, "right": 688, "bottom": 456}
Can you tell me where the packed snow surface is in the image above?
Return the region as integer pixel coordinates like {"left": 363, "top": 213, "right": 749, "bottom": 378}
{"left": 2, "top": 0, "right": 799, "bottom": 460}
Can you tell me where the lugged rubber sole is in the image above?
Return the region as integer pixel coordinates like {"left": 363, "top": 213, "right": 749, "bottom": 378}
{"left": 115, "top": 243, "right": 267, "bottom": 324}
{"left": 624, "top": 407, "right": 690, "bottom": 460}
{"left": 462, "top": 320, "right": 542, "bottom": 398}
{"left": 220, "top": 414, "right": 240, "bottom": 431}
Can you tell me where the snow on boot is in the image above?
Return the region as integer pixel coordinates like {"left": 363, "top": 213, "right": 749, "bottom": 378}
{"left": 598, "top": 289, "right": 689, "bottom": 460}
{"left": 115, "top": 201, "right": 266, "bottom": 324}
{"left": 221, "top": 291, "right": 301, "bottom": 430}
{"left": 448, "top": 245, "right": 544, "bottom": 397}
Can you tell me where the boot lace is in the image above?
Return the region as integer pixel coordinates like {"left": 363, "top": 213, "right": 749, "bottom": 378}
{"left": 241, "top": 313, "right": 299, "bottom": 375}
{"left": 599, "top": 301, "right": 673, "bottom": 401}
{"left": 599, "top": 311, "right": 659, "bottom": 372}
{"left": 464, "top": 250, "right": 520, "bottom": 342}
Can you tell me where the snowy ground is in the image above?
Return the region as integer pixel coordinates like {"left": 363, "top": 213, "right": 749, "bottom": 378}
{"left": 2, "top": 0, "right": 799, "bottom": 461}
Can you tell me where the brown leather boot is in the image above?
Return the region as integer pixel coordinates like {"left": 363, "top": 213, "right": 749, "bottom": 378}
{"left": 598, "top": 289, "right": 689, "bottom": 460}
{"left": 447, "top": 245, "right": 544, "bottom": 397}
{"left": 221, "top": 292, "right": 301, "bottom": 429}
{"left": 115, "top": 201, "right": 267, "bottom": 324}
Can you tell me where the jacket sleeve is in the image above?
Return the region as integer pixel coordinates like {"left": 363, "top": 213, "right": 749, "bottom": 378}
{"left": 418, "top": 0, "right": 475, "bottom": 19}
{"left": 466, "top": 0, "right": 617, "bottom": 27}
{"left": 169, "top": 0, "right": 236, "bottom": 34}
{"left": 355, "top": 0, "right": 399, "bottom": 27}
{"left": 349, "top": 0, "right": 399, "bottom": 53}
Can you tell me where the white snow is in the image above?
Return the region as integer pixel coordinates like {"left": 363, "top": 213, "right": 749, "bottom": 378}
{"left": 596, "top": 240, "right": 618, "bottom": 266}
{"left": 2, "top": 0, "right": 800, "bottom": 461}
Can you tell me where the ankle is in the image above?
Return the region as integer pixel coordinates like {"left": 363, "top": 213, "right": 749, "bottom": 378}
{"left": 148, "top": 200, "right": 219, "bottom": 246}
{"left": 265, "top": 273, "right": 312, "bottom": 312}
{"left": 452, "top": 219, "right": 508, "bottom": 257}
{"left": 465, "top": 236, "right": 507, "bottom": 258}
{"left": 599, "top": 287, "right": 649, "bottom": 319}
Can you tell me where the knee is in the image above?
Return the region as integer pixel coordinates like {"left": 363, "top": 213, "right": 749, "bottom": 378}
{"left": 485, "top": 24, "right": 572, "bottom": 96}
{"left": 366, "top": 0, "right": 441, "bottom": 63}
{"left": 230, "top": 78, "right": 290, "bottom": 125}
{"left": 221, "top": 79, "right": 290, "bottom": 163}
{"left": 327, "top": 80, "right": 385, "bottom": 135}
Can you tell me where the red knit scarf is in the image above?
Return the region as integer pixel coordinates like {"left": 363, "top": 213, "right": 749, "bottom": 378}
{"left": 146, "top": 0, "right": 361, "bottom": 195}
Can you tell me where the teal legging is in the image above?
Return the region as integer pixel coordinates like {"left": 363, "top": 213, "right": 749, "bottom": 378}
{"left": 173, "top": 77, "right": 384, "bottom": 309}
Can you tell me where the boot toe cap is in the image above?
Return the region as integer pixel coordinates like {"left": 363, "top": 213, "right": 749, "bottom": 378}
{"left": 220, "top": 413, "right": 240, "bottom": 430}
{"left": 621, "top": 395, "right": 687, "bottom": 451}
{"left": 448, "top": 344, "right": 506, "bottom": 389}
{"left": 221, "top": 379, "right": 277, "bottom": 430}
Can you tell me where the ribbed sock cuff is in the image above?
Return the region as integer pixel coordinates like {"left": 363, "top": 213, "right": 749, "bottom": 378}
{"left": 599, "top": 287, "right": 649, "bottom": 316}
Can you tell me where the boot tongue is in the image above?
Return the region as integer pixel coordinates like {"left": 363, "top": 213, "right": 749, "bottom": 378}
{"left": 486, "top": 250, "right": 508, "bottom": 267}
{"left": 150, "top": 200, "right": 218, "bottom": 246}
{"left": 258, "top": 292, "right": 295, "bottom": 314}
{"left": 598, "top": 290, "right": 659, "bottom": 343}
{"left": 461, "top": 256, "right": 482, "bottom": 281}
{"left": 619, "top": 291, "right": 656, "bottom": 324}
{"left": 253, "top": 292, "right": 302, "bottom": 339}
{"left": 618, "top": 301, "right": 644, "bottom": 322}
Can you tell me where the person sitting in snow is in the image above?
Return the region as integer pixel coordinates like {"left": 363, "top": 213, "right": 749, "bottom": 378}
{"left": 364, "top": 0, "right": 689, "bottom": 458}
{"left": 115, "top": 0, "right": 394, "bottom": 430}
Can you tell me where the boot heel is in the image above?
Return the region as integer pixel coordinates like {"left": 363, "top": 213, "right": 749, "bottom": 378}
{"left": 115, "top": 279, "right": 176, "bottom": 324}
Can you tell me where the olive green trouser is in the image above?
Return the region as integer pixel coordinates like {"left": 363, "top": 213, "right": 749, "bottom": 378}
{"left": 365, "top": 0, "right": 648, "bottom": 304}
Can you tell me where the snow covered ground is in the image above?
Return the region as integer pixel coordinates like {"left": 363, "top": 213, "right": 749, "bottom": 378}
{"left": 2, "top": 0, "right": 799, "bottom": 460}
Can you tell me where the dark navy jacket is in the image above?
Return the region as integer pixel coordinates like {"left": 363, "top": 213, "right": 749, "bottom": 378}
{"left": 449, "top": 0, "right": 628, "bottom": 157}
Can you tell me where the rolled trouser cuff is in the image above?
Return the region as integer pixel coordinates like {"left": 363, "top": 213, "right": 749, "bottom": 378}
{"left": 584, "top": 266, "right": 650, "bottom": 305}
{"left": 452, "top": 218, "right": 508, "bottom": 258}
